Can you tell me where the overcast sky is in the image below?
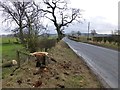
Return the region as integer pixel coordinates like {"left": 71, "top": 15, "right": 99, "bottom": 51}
{"left": 67, "top": 0, "right": 119, "bottom": 34}
{"left": 0, "top": 0, "right": 119, "bottom": 35}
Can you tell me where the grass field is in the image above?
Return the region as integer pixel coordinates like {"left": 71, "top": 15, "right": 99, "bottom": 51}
{"left": 2, "top": 44, "right": 23, "bottom": 61}
{"left": 1, "top": 37, "right": 23, "bottom": 63}
{"left": 1, "top": 37, "right": 17, "bottom": 44}
{"left": 2, "top": 37, "right": 23, "bottom": 62}
{"left": 1, "top": 37, "right": 23, "bottom": 79}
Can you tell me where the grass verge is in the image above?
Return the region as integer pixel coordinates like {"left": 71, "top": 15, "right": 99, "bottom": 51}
{"left": 69, "top": 37, "right": 119, "bottom": 51}
{"left": 2, "top": 40, "right": 103, "bottom": 88}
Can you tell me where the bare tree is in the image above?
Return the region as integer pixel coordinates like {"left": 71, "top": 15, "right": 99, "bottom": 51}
{"left": 23, "top": 1, "right": 44, "bottom": 52}
{"left": 0, "top": 1, "right": 44, "bottom": 52}
{"left": 91, "top": 29, "right": 97, "bottom": 36}
{"left": 77, "top": 31, "right": 81, "bottom": 37}
{"left": 39, "top": 0, "right": 82, "bottom": 40}
{"left": 0, "top": 1, "right": 29, "bottom": 43}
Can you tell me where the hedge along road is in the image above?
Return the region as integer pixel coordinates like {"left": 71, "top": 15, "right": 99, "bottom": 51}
{"left": 63, "top": 37, "right": 118, "bottom": 88}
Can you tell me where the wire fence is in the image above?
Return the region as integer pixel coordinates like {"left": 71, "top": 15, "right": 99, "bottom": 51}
{"left": 16, "top": 50, "right": 35, "bottom": 68}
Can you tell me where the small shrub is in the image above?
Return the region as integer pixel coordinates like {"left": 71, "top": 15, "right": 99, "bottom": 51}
{"left": 38, "top": 38, "right": 57, "bottom": 51}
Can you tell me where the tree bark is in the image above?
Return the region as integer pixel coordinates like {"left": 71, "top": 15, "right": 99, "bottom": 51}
{"left": 19, "top": 21, "right": 24, "bottom": 44}
{"left": 56, "top": 27, "right": 64, "bottom": 41}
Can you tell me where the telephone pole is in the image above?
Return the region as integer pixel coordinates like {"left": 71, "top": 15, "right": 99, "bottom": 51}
{"left": 88, "top": 22, "right": 90, "bottom": 40}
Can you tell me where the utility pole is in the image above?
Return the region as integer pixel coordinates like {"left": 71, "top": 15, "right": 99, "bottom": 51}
{"left": 88, "top": 22, "right": 90, "bottom": 40}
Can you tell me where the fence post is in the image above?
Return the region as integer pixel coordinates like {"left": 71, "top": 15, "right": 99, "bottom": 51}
{"left": 16, "top": 50, "right": 20, "bottom": 68}
{"left": 27, "top": 55, "right": 30, "bottom": 63}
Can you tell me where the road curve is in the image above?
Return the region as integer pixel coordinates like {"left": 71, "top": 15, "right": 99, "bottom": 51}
{"left": 63, "top": 37, "right": 118, "bottom": 88}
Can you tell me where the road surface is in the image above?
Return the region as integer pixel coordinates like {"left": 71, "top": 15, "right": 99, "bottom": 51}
{"left": 63, "top": 37, "right": 118, "bottom": 88}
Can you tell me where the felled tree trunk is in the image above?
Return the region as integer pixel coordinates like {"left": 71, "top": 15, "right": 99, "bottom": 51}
{"left": 2, "top": 61, "right": 13, "bottom": 68}
{"left": 2, "top": 60, "right": 17, "bottom": 68}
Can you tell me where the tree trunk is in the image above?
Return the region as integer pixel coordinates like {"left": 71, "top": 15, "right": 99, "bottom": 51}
{"left": 19, "top": 21, "right": 24, "bottom": 44}
{"left": 56, "top": 27, "right": 64, "bottom": 41}
{"left": 27, "top": 20, "right": 38, "bottom": 53}
{"left": 2, "top": 61, "right": 13, "bottom": 68}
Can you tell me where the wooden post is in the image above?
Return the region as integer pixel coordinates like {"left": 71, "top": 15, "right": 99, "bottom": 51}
{"left": 17, "top": 50, "right": 20, "bottom": 68}
{"left": 27, "top": 55, "right": 30, "bottom": 63}
{"left": 16, "top": 50, "right": 35, "bottom": 67}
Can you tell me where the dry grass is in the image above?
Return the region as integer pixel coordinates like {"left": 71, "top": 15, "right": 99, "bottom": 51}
{"left": 2, "top": 40, "right": 103, "bottom": 88}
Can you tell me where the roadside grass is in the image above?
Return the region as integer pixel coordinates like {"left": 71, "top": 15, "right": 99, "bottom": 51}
{"left": 69, "top": 36, "right": 88, "bottom": 42}
{"left": 2, "top": 40, "right": 103, "bottom": 88}
{"left": 69, "top": 36, "right": 118, "bottom": 51}
{"left": 77, "top": 36, "right": 88, "bottom": 42}
{"left": 87, "top": 41, "right": 119, "bottom": 51}
{"left": 0, "top": 38, "right": 2, "bottom": 80}
{"left": 0, "top": 37, "right": 2, "bottom": 58}
{"left": 48, "top": 41, "right": 103, "bottom": 88}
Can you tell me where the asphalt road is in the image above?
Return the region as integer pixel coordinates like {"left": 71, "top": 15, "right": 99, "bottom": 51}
{"left": 63, "top": 37, "right": 118, "bottom": 88}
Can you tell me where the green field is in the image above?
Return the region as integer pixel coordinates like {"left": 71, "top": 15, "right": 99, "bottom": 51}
{"left": 1, "top": 37, "right": 23, "bottom": 79}
{"left": 1, "top": 37, "right": 17, "bottom": 44}
{"left": 2, "top": 44, "right": 22, "bottom": 61}
{"left": 2, "top": 37, "right": 23, "bottom": 62}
